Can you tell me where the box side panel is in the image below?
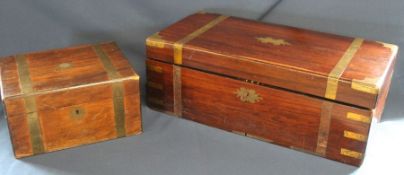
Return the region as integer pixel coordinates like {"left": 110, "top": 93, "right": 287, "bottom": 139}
{"left": 146, "top": 59, "right": 372, "bottom": 166}
{"left": 4, "top": 98, "right": 33, "bottom": 158}
{"left": 5, "top": 78, "right": 141, "bottom": 157}
{"left": 146, "top": 59, "right": 174, "bottom": 114}
{"left": 0, "top": 56, "right": 22, "bottom": 99}
{"left": 123, "top": 78, "right": 142, "bottom": 135}
{"left": 373, "top": 65, "right": 394, "bottom": 121}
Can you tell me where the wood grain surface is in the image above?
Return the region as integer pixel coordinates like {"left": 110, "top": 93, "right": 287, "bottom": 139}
{"left": 0, "top": 42, "right": 142, "bottom": 158}
{"left": 147, "top": 59, "right": 371, "bottom": 166}
{"left": 146, "top": 12, "right": 397, "bottom": 111}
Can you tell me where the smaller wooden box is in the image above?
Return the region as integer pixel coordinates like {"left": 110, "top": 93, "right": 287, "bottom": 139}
{"left": 0, "top": 42, "right": 142, "bottom": 158}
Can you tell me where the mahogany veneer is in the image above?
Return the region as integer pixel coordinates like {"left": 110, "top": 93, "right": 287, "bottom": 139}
{"left": 145, "top": 12, "right": 398, "bottom": 166}
{"left": 0, "top": 42, "right": 142, "bottom": 158}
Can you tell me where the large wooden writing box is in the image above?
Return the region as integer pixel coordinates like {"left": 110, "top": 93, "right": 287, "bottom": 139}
{"left": 145, "top": 12, "right": 398, "bottom": 166}
{"left": 0, "top": 42, "right": 142, "bottom": 158}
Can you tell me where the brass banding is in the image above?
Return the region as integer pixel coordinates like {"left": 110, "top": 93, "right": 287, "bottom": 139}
{"left": 112, "top": 83, "right": 125, "bottom": 138}
{"left": 94, "top": 45, "right": 120, "bottom": 79}
{"left": 346, "top": 112, "right": 371, "bottom": 124}
{"left": 16, "top": 54, "right": 45, "bottom": 155}
{"left": 173, "top": 15, "right": 228, "bottom": 65}
{"left": 315, "top": 101, "right": 333, "bottom": 156}
{"left": 340, "top": 148, "right": 363, "bottom": 159}
{"left": 171, "top": 15, "right": 228, "bottom": 116}
{"left": 93, "top": 45, "right": 126, "bottom": 137}
{"left": 325, "top": 38, "right": 364, "bottom": 99}
{"left": 146, "top": 32, "right": 166, "bottom": 48}
{"left": 344, "top": 130, "right": 367, "bottom": 142}
{"left": 173, "top": 65, "right": 182, "bottom": 117}
{"left": 351, "top": 77, "right": 379, "bottom": 94}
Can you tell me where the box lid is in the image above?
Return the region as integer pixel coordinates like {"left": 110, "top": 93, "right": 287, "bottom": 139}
{"left": 0, "top": 42, "right": 138, "bottom": 100}
{"left": 146, "top": 12, "right": 398, "bottom": 109}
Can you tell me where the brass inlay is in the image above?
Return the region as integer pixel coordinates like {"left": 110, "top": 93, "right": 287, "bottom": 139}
{"left": 325, "top": 38, "right": 364, "bottom": 100}
{"left": 346, "top": 112, "right": 371, "bottom": 124}
{"left": 16, "top": 54, "right": 45, "bottom": 155}
{"left": 93, "top": 45, "right": 126, "bottom": 137}
{"left": 344, "top": 130, "right": 367, "bottom": 142}
{"left": 351, "top": 77, "right": 379, "bottom": 94}
{"left": 340, "top": 148, "right": 363, "bottom": 159}
{"left": 70, "top": 106, "right": 85, "bottom": 119}
{"left": 173, "top": 65, "right": 182, "bottom": 116}
{"left": 147, "top": 81, "right": 163, "bottom": 90}
{"left": 112, "top": 83, "right": 126, "bottom": 138}
{"left": 147, "top": 64, "right": 163, "bottom": 73}
{"left": 173, "top": 15, "right": 228, "bottom": 65}
{"left": 146, "top": 32, "right": 166, "bottom": 48}
{"left": 256, "top": 37, "right": 291, "bottom": 46}
{"left": 16, "top": 55, "right": 34, "bottom": 93}
{"left": 58, "top": 63, "right": 72, "bottom": 69}
{"left": 235, "top": 87, "right": 262, "bottom": 103}
{"left": 93, "top": 45, "right": 121, "bottom": 79}
{"left": 377, "top": 41, "right": 399, "bottom": 53}
{"left": 315, "top": 101, "right": 333, "bottom": 156}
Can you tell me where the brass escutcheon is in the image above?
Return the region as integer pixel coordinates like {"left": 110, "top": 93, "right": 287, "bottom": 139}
{"left": 58, "top": 63, "right": 72, "bottom": 69}
{"left": 235, "top": 87, "right": 263, "bottom": 103}
{"left": 70, "top": 106, "right": 85, "bottom": 119}
{"left": 256, "top": 37, "right": 291, "bottom": 46}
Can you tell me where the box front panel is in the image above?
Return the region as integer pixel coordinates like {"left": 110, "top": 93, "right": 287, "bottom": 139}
{"left": 5, "top": 78, "right": 141, "bottom": 158}
{"left": 146, "top": 59, "right": 371, "bottom": 166}
{"left": 38, "top": 96, "right": 117, "bottom": 151}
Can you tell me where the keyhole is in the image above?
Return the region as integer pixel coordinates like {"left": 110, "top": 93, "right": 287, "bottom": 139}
{"left": 71, "top": 107, "right": 85, "bottom": 119}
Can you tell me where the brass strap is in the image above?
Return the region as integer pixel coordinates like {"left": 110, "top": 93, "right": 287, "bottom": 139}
{"left": 315, "top": 101, "right": 333, "bottom": 156}
{"left": 340, "top": 148, "right": 363, "bottom": 159}
{"left": 325, "top": 38, "right": 364, "bottom": 99}
{"left": 93, "top": 45, "right": 126, "bottom": 137}
{"left": 112, "top": 83, "right": 125, "bottom": 138}
{"left": 173, "top": 15, "right": 228, "bottom": 65}
{"left": 94, "top": 45, "right": 121, "bottom": 79}
{"left": 173, "top": 65, "right": 182, "bottom": 116}
{"left": 16, "top": 55, "right": 45, "bottom": 154}
{"left": 171, "top": 15, "right": 228, "bottom": 116}
{"left": 346, "top": 112, "right": 371, "bottom": 124}
{"left": 343, "top": 130, "right": 367, "bottom": 142}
